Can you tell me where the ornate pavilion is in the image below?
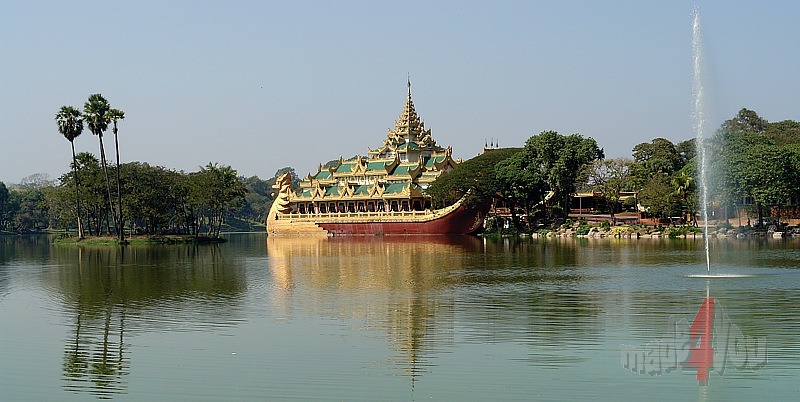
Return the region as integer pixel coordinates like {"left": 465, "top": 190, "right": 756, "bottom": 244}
{"left": 291, "top": 83, "right": 460, "bottom": 215}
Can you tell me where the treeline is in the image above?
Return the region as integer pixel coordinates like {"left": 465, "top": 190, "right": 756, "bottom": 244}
{"left": 427, "top": 130, "right": 604, "bottom": 227}
{"left": 428, "top": 108, "right": 800, "bottom": 229}
{"left": 0, "top": 163, "right": 293, "bottom": 236}
{"left": 626, "top": 108, "right": 800, "bottom": 227}
{"left": 0, "top": 92, "right": 296, "bottom": 236}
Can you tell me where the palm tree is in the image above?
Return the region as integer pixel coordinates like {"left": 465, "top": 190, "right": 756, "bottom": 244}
{"left": 83, "top": 94, "right": 117, "bottom": 236}
{"left": 108, "top": 108, "right": 125, "bottom": 242}
{"left": 56, "top": 106, "right": 85, "bottom": 238}
{"left": 672, "top": 170, "right": 695, "bottom": 225}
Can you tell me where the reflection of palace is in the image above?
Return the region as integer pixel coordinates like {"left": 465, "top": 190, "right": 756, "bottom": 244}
{"left": 267, "top": 82, "right": 487, "bottom": 236}
{"left": 267, "top": 236, "right": 608, "bottom": 373}
{"left": 266, "top": 236, "right": 482, "bottom": 380}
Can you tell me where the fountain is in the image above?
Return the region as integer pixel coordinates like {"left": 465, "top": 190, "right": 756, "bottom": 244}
{"left": 687, "top": 7, "right": 755, "bottom": 279}
{"left": 692, "top": 6, "right": 711, "bottom": 273}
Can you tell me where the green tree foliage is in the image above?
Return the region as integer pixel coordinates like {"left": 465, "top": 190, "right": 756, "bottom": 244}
{"left": 707, "top": 109, "right": 800, "bottom": 226}
{"left": 632, "top": 138, "right": 682, "bottom": 177}
{"left": 586, "top": 158, "right": 634, "bottom": 223}
{"left": 48, "top": 157, "right": 252, "bottom": 237}
{"left": 272, "top": 167, "right": 300, "bottom": 188}
{"left": 522, "top": 131, "right": 604, "bottom": 220}
{"left": 720, "top": 108, "right": 768, "bottom": 134}
{"left": 239, "top": 176, "right": 274, "bottom": 223}
{"left": 17, "top": 173, "right": 56, "bottom": 190}
{"left": 0, "top": 182, "right": 9, "bottom": 231}
{"left": 764, "top": 120, "right": 800, "bottom": 146}
{"left": 672, "top": 163, "right": 697, "bottom": 224}
{"left": 495, "top": 151, "right": 546, "bottom": 228}
{"left": 56, "top": 152, "right": 110, "bottom": 235}
{"left": 630, "top": 137, "right": 693, "bottom": 220}
{"left": 7, "top": 188, "right": 49, "bottom": 231}
{"left": 425, "top": 148, "right": 521, "bottom": 209}
{"left": 190, "top": 163, "right": 247, "bottom": 237}
{"left": 676, "top": 138, "right": 696, "bottom": 166}
{"left": 637, "top": 174, "right": 674, "bottom": 219}
{"left": 119, "top": 162, "right": 188, "bottom": 235}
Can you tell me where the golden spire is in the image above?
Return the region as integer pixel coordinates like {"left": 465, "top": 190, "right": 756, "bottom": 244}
{"left": 395, "top": 78, "right": 423, "bottom": 137}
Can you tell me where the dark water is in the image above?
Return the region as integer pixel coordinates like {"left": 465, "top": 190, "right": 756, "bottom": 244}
{"left": 1, "top": 234, "right": 798, "bottom": 401}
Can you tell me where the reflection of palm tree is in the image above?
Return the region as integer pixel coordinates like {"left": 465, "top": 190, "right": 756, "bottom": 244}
{"left": 90, "top": 305, "right": 117, "bottom": 388}
{"left": 63, "top": 312, "right": 88, "bottom": 379}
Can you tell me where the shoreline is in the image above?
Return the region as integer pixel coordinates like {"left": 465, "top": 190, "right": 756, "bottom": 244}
{"left": 53, "top": 234, "right": 227, "bottom": 245}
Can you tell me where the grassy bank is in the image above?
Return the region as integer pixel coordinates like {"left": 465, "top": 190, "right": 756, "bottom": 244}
{"left": 54, "top": 234, "right": 227, "bottom": 245}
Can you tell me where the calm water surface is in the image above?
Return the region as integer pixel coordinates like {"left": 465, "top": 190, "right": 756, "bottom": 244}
{"left": 1, "top": 234, "right": 798, "bottom": 401}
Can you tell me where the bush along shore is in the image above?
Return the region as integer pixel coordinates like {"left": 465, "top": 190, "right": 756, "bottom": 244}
{"left": 483, "top": 220, "right": 800, "bottom": 239}
{"left": 54, "top": 234, "right": 227, "bottom": 245}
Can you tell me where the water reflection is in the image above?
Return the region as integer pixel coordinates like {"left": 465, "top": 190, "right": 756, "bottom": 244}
{"left": 267, "top": 236, "right": 480, "bottom": 381}
{"left": 4, "top": 234, "right": 799, "bottom": 400}
{"left": 265, "top": 236, "right": 607, "bottom": 379}
{"left": 47, "top": 243, "right": 248, "bottom": 398}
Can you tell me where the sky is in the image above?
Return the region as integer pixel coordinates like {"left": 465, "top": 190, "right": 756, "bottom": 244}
{"left": 1, "top": 0, "right": 798, "bottom": 185}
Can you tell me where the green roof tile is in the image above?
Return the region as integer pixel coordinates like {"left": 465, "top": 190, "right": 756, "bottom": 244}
{"left": 366, "top": 161, "right": 386, "bottom": 171}
{"left": 335, "top": 163, "right": 354, "bottom": 173}
{"left": 384, "top": 183, "right": 407, "bottom": 194}
{"left": 393, "top": 166, "right": 409, "bottom": 176}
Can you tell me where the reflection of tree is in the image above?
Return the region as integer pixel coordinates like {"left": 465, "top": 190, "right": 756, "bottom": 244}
{"left": 48, "top": 242, "right": 248, "bottom": 399}
{"left": 1, "top": 236, "right": 53, "bottom": 300}
{"left": 61, "top": 247, "right": 129, "bottom": 398}
{"left": 63, "top": 311, "right": 88, "bottom": 380}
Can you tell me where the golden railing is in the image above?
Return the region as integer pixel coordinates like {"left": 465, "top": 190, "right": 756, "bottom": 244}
{"left": 274, "top": 200, "right": 463, "bottom": 224}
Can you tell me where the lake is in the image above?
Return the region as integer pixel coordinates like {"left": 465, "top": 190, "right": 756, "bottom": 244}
{"left": 1, "top": 233, "right": 799, "bottom": 401}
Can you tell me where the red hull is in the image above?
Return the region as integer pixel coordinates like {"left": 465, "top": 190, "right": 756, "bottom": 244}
{"left": 317, "top": 203, "right": 486, "bottom": 236}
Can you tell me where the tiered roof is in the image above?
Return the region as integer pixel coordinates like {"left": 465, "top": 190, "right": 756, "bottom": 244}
{"left": 293, "top": 82, "right": 459, "bottom": 204}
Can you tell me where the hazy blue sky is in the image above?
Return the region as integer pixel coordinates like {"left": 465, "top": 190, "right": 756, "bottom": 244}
{"left": 2, "top": 1, "right": 798, "bottom": 184}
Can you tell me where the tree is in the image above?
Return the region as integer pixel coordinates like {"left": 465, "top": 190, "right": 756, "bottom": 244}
{"left": 671, "top": 165, "right": 697, "bottom": 225}
{"left": 83, "top": 94, "right": 116, "bottom": 235}
{"left": 7, "top": 188, "right": 49, "bottom": 231}
{"left": 271, "top": 167, "right": 300, "bottom": 189}
{"left": 764, "top": 120, "right": 800, "bottom": 146}
{"left": 495, "top": 151, "right": 545, "bottom": 228}
{"left": 522, "top": 131, "right": 604, "bottom": 221}
{"left": 190, "top": 163, "right": 247, "bottom": 237}
{"left": 632, "top": 138, "right": 682, "bottom": 176}
{"left": 17, "top": 173, "right": 56, "bottom": 190}
{"left": 637, "top": 174, "right": 674, "bottom": 219}
{"left": 239, "top": 175, "right": 274, "bottom": 224}
{"left": 425, "top": 148, "right": 521, "bottom": 209}
{"left": 56, "top": 105, "right": 85, "bottom": 238}
{"left": 0, "top": 182, "right": 9, "bottom": 231}
{"left": 108, "top": 108, "right": 125, "bottom": 242}
{"left": 710, "top": 131, "right": 774, "bottom": 224}
{"left": 586, "top": 158, "right": 633, "bottom": 224}
{"left": 676, "top": 138, "right": 696, "bottom": 166}
{"left": 721, "top": 108, "right": 768, "bottom": 135}
{"left": 733, "top": 145, "right": 796, "bottom": 226}
{"left": 70, "top": 152, "right": 108, "bottom": 235}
